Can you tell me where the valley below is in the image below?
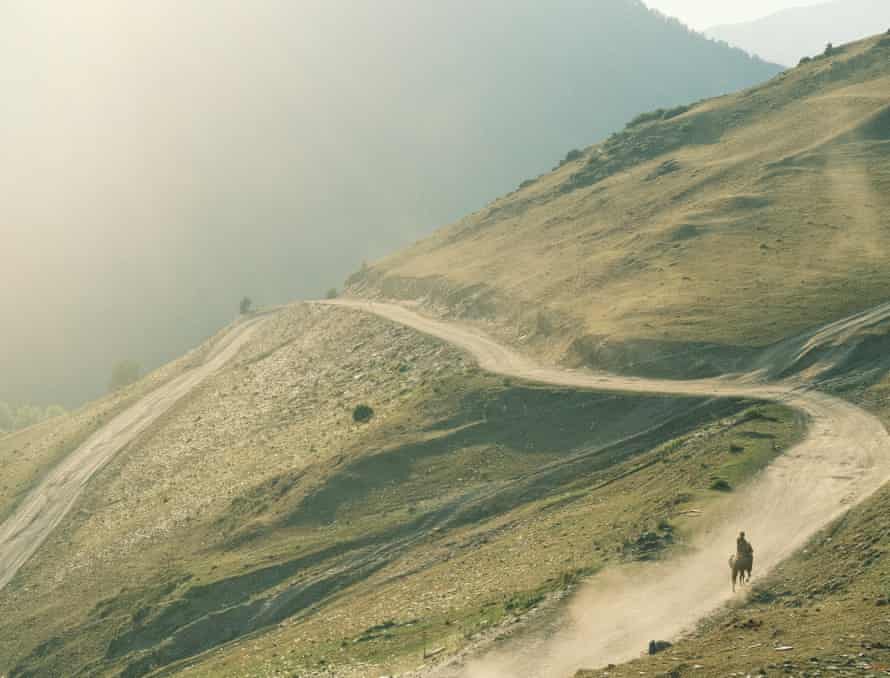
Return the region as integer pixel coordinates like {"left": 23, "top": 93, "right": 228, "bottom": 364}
{"left": 2, "top": 29, "right": 890, "bottom": 678}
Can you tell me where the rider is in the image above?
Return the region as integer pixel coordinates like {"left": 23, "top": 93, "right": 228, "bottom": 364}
{"left": 737, "top": 531, "right": 754, "bottom": 559}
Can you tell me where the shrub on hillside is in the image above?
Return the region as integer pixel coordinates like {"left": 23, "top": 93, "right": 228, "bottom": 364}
{"left": 0, "top": 401, "right": 67, "bottom": 434}
{"left": 239, "top": 296, "right": 253, "bottom": 315}
{"left": 109, "top": 360, "right": 142, "bottom": 392}
{"left": 564, "top": 148, "right": 583, "bottom": 163}
{"left": 557, "top": 148, "right": 584, "bottom": 168}
{"left": 627, "top": 104, "right": 691, "bottom": 129}
{"left": 518, "top": 178, "right": 537, "bottom": 190}
{"left": 709, "top": 478, "right": 732, "bottom": 492}
{"left": 505, "top": 591, "right": 545, "bottom": 613}
{"left": 344, "top": 261, "right": 374, "bottom": 288}
{"left": 326, "top": 288, "right": 339, "bottom": 300}
{"left": 352, "top": 404, "right": 374, "bottom": 423}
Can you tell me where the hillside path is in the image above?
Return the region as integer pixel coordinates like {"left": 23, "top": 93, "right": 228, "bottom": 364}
{"left": 331, "top": 299, "right": 890, "bottom": 677}
{"left": 0, "top": 315, "right": 267, "bottom": 592}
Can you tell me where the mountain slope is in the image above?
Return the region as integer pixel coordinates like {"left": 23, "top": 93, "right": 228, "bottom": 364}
{"left": 578, "top": 367, "right": 890, "bottom": 678}
{"left": 0, "top": 316, "right": 265, "bottom": 591}
{"left": 351, "top": 33, "right": 890, "bottom": 379}
{"left": 4, "top": 29, "right": 890, "bottom": 678}
{"left": 2, "top": 0, "right": 781, "bottom": 408}
{"left": 707, "top": 0, "right": 890, "bottom": 66}
{"left": 0, "top": 303, "right": 805, "bottom": 677}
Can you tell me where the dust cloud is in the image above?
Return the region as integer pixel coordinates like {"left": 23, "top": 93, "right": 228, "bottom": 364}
{"left": 461, "top": 391, "right": 887, "bottom": 677}
{"left": 335, "top": 301, "right": 890, "bottom": 678}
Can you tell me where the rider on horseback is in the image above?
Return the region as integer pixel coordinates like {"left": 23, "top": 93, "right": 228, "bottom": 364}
{"left": 737, "top": 531, "right": 754, "bottom": 560}
{"left": 731, "top": 531, "right": 755, "bottom": 591}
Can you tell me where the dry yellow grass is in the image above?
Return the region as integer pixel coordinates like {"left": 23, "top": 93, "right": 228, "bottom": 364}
{"left": 355, "top": 35, "right": 890, "bottom": 362}
{"left": 0, "top": 304, "right": 801, "bottom": 677}
{"left": 4, "top": 33, "right": 889, "bottom": 678}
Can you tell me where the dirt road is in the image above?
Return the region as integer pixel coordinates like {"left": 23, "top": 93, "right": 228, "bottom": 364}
{"left": 332, "top": 300, "right": 890, "bottom": 678}
{"left": 0, "top": 315, "right": 267, "bottom": 592}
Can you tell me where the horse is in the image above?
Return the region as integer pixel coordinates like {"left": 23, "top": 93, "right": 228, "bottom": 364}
{"left": 730, "top": 552, "right": 753, "bottom": 592}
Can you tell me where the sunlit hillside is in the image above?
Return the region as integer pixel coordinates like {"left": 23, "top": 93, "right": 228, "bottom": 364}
{"left": 1, "top": 0, "right": 780, "bottom": 409}
{"left": 3, "top": 27, "right": 890, "bottom": 678}
{"left": 354, "top": 34, "right": 890, "bottom": 377}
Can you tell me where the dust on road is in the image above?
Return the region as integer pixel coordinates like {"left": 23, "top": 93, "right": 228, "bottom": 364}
{"left": 332, "top": 300, "right": 890, "bottom": 678}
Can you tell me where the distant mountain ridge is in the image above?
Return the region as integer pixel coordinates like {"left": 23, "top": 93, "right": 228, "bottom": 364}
{"left": 706, "top": 0, "right": 890, "bottom": 65}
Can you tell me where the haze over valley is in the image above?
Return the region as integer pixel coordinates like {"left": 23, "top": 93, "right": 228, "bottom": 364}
{"left": 2, "top": 4, "right": 890, "bottom": 678}
{"left": 2, "top": 0, "right": 779, "bottom": 407}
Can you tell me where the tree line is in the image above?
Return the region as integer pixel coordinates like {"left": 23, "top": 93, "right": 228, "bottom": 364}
{"left": 0, "top": 401, "right": 66, "bottom": 435}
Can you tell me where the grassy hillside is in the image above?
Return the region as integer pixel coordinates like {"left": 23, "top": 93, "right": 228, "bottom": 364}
{"left": 576, "top": 478, "right": 890, "bottom": 678}
{"left": 0, "top": 305, "right": 803, "bottom": 677}
{"left": 565, "top": 368, "right": 890, "bottom": 677}
{"left": 4, "top": 0, "right": 781, "bottom": 410}
{"left": 351, "top": 34, "right": 890, "bottom": 378}
{"left": 5, "top": 31, "right": 890, "bottom": 678}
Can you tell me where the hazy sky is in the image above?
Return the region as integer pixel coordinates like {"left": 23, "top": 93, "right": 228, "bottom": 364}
{"left": 644, "top": 0, "right": 829, "bottom": 29}
{"left": 0, "top": 0, "right": 779, "bottom": 406}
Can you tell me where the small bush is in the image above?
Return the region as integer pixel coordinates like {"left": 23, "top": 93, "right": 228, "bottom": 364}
{"left": 629, "top": 109, "right": 665, "bottom": 127}
{"left": 326, "top": 288, "right": 339, "bottom": 300}
{"left": 709, "top": 478, "right": 732, "bottom": 492}
{"left": 518, "top": 178, "right": 537, "bottom": 190}
{"left": 798, "top": 55, "right": 812, "bottom": 66}
{"left": 352, "top": 404, "right": 374, "bottom": 423}
{"left": 564, "top": 148, "right": 583, "bottom": 163}
{"left": 556, "top": 570, "right": 580, "bottom": 590}
{"left": 239, "top": 296, "right": 253, "bottom": 314}
{"left": 0, "top": 401, "right": 67, "bottom": 433}
{"left": 627, "top": 104, "right": 691, "bottom": 129}
{"left": 109, "top": 360, "right": 142, "bottom": 392}
{"left": 556, "top": 148, "right": 585, "bottom": 169}
{"left": 505, "top": 591, "right": 544, "bottom": 613}
{"left": 824, "top": 42, "right": 834, "bottom": 57}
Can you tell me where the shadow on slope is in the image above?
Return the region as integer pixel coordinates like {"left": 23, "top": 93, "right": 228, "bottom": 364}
{"left": 9, "top": 384, "right": 749, "bottom": 678}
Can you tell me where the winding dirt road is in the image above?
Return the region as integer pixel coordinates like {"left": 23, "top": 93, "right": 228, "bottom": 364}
{"left": 0, "top": 315, "right": 267, "bottom": 592}
{"left": 332, "top": 300, "right": 890, "bottom": 678}
{"left": 2, "top": 299, "right": 888, "bottom": 677}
